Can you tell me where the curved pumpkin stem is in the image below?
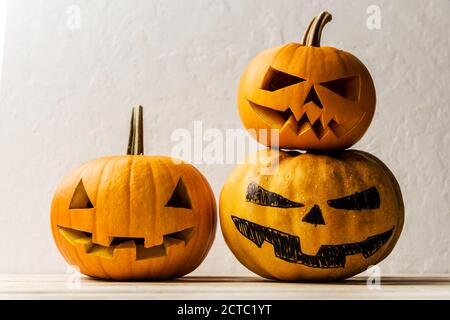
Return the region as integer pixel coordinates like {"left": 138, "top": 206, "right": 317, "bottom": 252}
{"left": 300, "top": 16, "right": 316, "bottom": 45}
{"left": 127, "top": 105, "right": 144, "bottom": 155}
{"left": 301, "top": 11, "right": 332, "bottom": 47}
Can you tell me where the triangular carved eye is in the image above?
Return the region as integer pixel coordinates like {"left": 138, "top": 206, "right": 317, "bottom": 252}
{"left": 70, "top": 179, "right": 94, "bottom": 209}
{"left": 262, "top": 67, "right": 305, "bottom": 92}
{"left": 320, "top": 76, "right": 360, "bottom": 101}
{"left": 165, "top": 178, "right": 192, "bottom": 209}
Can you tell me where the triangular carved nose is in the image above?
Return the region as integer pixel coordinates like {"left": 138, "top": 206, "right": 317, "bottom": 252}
{"left": 304, "top": 86, "right": 323, "bottom": 109}
{"left": 302, "top": 204, "right": 325, "bottom": 226}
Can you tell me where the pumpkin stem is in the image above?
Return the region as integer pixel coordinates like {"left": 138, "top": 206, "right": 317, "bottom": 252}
{"left": 300, "top": 16, "right": 316, "bottom": 45}
{"left": 301, "top": 11, "right": 332, "bottom": 47}
{"left": 127, "top": 105, "right": 144, "bottom": 155}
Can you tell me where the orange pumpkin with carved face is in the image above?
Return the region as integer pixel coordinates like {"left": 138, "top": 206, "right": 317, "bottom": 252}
{"left": 238, "top": 12, "right": 376, "bottom": 150}
{"left": 51, "top": 107, "right": 216, "bottom": 280}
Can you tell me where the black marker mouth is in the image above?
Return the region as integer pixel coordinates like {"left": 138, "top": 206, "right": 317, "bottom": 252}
{"left": 231, "top": 215, "right": 394, "bottom": 268}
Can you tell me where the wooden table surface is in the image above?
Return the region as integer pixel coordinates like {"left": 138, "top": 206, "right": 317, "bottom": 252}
{"left": 1, "top": 274, "right": 449, "bottom": 300}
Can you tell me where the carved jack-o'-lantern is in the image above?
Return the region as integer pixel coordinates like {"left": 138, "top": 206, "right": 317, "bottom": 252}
{"left": 238, "top": 12, "right": 376, "bottom": 150}
{"left": 51, "top": 107, "right": 216, "bottom": 280}
{"left": 220, "top": 149, "right": 404, "bottom": 281}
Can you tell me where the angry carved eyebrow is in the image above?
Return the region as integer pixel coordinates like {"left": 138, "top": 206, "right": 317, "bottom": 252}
{"left": 327, "top": 186, "right": 380, "bottom": 211}
{"left": 246, "top": 182, "right": 304, "bottom": 208}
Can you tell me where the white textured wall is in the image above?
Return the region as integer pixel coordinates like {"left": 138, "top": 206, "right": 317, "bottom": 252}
{"left": 0, "top": 0, "right": 448, "bottom": 275}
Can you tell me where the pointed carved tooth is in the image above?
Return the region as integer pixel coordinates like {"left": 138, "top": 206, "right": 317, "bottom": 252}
{"left": 321, "top": 111, "right": 336, "bottom": 128}
{"left": 280, "top": 114, "right": 299, "bottom": 134}
{"left": 289, "top": 105, "right": 304, "bottom": 121}
{"left": 297, "top": 119, "right": 312, "bottom": 135}
{"left": 319, "top": 114, "right": 328, "bottom": 129}
{"left": 297, "top": 125, "right": 320, "bottom": 141}
{"left": 304, "top": 106, "right": 322, "bottom": 124}
{"left": 312, "top": 121, "right": 327, "bottom": 139}
{"left": 112, "top": 240, "right": 136, "bottom": 261}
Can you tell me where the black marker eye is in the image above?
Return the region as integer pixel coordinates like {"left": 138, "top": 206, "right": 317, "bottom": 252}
{"left": 262, "top": 68, "right": 305, "bottom": 92}
{"left": 327, "top": 186, "right": 380, "bottom": 211}
{"left": 246, "top": 182, "right": 304, "bottom": 208}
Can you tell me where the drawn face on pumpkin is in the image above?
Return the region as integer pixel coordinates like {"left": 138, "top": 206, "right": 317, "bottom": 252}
{"left": 51, "top": 156, "right": 216, "bottom": 280}
{"left": 233, "top": 183, "right": 392, "bottom": 268}
{"left": 219, "top": 150, "right": 404, "bottom": 281}
{"left": 237, "top": 12, "right": 376, "bottom": 150}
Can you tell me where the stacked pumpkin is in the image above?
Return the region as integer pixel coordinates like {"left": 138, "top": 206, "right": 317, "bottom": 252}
{"left": 220, "top": 12, "right": 404, "bottom": 281}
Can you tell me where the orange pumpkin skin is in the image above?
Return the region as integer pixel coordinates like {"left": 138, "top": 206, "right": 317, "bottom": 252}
{"left": 238, "top": 13, "right": 376, "bottom": 151}
{"left": 52, "top": 107, "right": 217, "bottom": 280}
{"left": 51, "top": 155, "right": 216, "bottom": 280}
{"left": 219, "top": 149, "right": 403, "bottom": 282}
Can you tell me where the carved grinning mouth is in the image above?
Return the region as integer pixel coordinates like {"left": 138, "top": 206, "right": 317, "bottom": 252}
{"left": 231, "top": 216, "right": 393, "bottom": 268}
{"left": 57, "top": 226, "right": 195, "bottom": 260}
{"left": 249, "top": 101, "right": 363, "bottom": 140}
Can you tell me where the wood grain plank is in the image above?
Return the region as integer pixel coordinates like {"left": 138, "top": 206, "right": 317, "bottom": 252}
{"left": 0, "top": 274, "right": 449, "bottom": 300}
